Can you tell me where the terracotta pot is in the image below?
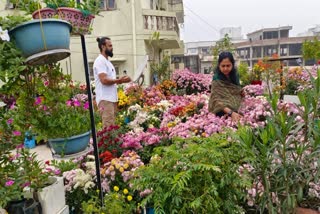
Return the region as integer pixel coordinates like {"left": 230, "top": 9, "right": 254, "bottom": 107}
{"left": 32, "top": 8, "right": 56, "bottom": 19}
{"left": 56, "top": 7, "right": 95, "bottom": 34}
{"left": 296, "top": 207, "right": 320, "bottom": 214}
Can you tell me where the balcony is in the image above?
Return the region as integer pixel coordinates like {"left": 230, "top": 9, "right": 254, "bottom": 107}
{"left": 142, "top": 10, "right": 180, "bottom": 36}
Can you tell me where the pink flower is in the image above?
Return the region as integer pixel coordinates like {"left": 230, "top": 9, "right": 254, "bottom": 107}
{"left": 73, "top": 100, "right": 81, "bottom": 107}
{"left": 34, "top": 97, "right": 42, "bottom": 105}
{"left": 66, "top": 100, "right": 72, "bottom": 106}
{"left": 7, "top": 118, "right": 13, "bottom": 125}
{"left": 13, "top": 130, "right": 21, "bottom": 136}
{"left": 16, "top": 144, "right": 24, "bottom": 149}
{"left": 44, "top": 81, "right": 49, "bottom": 86}
{"left": 43, "top": 105, "right": 48, "bottom": 111}
{"left": 84, "top": 101, "right": 89, "bottom": 110}
{"left": 5, "top": 180, "right": 14, "bottom": 186}
{"left": 54, "top": 169, "right": 61, "bottom": 175}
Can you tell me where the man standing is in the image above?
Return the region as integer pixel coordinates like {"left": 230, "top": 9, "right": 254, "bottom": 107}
{"left": 94, "top": 37, "right": 131, "bottom": 128}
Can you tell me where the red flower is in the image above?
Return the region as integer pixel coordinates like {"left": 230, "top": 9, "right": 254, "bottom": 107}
{"left": 317, "top": 60, "right": 320, "bottom": 65}
{"left": 100, "top": 151, "right": 113, "bottom": 163}
{"left": 45, "top": 160, "right": 50, "bottom": 165}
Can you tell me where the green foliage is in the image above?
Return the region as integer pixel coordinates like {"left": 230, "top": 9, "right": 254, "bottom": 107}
{"left": 283, "top": 79, "right": 299, "bottom": 95}
{"left": 0, "top": 16, "right": 31, "bottom": 94}
{"left": 236, "top": 70, "right": 320, "bottom": 213}
{"left": 212, "top": 34, "right": 235, "bottom": 68}
{"left": 150, "top": 55, "right": 171, "bottom": 83}
{"left": 302, "top": 37, "right": 320, "bottom": 61}
{"left": 132, "top": 133, "right": 249, "bottom": 214}
{"left": 82, "top": 192, "right": 136, "bottom": 214}
{"left": 0, "top": 148, "right": 50, "bottom": 208}
{"left": 43, "top": 0, "right": 76, "bottom": 9}
{"left": 78, "top": 0, "right": 101, "bottom": 16}
{"left": 9, "top": 0, "right": 40, "bottom": 14}
{"left": 238, "top": 62, "right": 251, "bottom": 86}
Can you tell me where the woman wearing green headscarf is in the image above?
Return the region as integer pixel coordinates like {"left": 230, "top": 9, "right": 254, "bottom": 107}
{"left": 209, "top": 52, "right": 243, "bottom": 122}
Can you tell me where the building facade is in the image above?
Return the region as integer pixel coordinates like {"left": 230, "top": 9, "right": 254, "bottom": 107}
{"left": 0, "top": 0, "right": 184, "bottom": 85}
{"left": 235, "top": 26, "right": 317, "bottom": 68}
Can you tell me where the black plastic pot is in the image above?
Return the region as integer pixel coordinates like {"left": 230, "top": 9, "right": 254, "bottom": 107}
{"left": 6, "top": 198, "right": 41, "bottom": 214}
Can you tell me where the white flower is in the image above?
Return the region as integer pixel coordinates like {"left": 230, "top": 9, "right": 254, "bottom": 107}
{"left": 0, "top": 27, "right": 10, "bottom": 42}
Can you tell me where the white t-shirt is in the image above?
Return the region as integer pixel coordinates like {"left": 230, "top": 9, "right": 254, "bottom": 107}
{"left": 93, "top": 54, "right": 118, "bottom": 105}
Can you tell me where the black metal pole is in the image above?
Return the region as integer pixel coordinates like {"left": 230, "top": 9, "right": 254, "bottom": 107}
{"left": 79, "top": 34, "right": 104, "bottom": 204}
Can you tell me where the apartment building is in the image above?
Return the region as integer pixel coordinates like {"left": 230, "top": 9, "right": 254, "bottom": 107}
{"left": 235, "top": 26, "right": 317, "bottom": 68}
{"left": 0, "top": 0, "right": 184, "bottom": 84}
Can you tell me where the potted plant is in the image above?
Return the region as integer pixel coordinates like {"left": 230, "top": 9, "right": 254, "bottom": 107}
{"left": 237, "top": 69, "right": 320, "bottom": 214}
{"left": 13, "top": 0, "right": 101, "bottom": 34}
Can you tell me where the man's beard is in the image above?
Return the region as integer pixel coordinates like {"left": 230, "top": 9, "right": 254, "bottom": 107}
{"left": 105, "top": 50, "right": 113, "bottom": 57}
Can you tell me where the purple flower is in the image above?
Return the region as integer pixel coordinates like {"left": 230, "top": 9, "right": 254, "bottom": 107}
{"left": 34, "top": 97, "right": 42, "bottom": 105}
{"left": 22, "top": 182, "right": 31, "bottom": 187}
{"left": 83, "top": 101, "right": 89, "bottom": 110}
{"left": 13, "top": 130, "right": 21, "bottom": 136}
{"left": 5, "top": 180, "right": 14, "bottom": 186}
{"left": 54, "top": 169, "right": 61, "bottom": 175}
{"left": 6, "top": 118, "right": 13, "bottom": 125}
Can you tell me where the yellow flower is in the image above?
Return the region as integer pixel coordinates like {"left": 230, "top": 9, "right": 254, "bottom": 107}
{"left": 111, "top": 159, "right": 116, "bottom": 165}
{"left": 123, "top": 189, "right": 129, "bottom": 195}
{"left": 115, "top": 164, "right": 120, "bottom": 169}
{"left": 109, "top": 166, "right": 114, "bottom": 171}
{"left": 113, "top": 186, "right": 119, "bottom": 192}
{"left": 127, "top": 195, "right": 133, "bottom": 201}
{"left": 119, "top": 167, "right": 124, "bottom": 173}
{"left": 123, "top": 163, "right": 129, "bottom": 169}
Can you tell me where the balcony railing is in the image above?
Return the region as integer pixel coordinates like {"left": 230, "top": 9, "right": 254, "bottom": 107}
{"left": 143, "top": 14, "right": 179, "bottom": 36}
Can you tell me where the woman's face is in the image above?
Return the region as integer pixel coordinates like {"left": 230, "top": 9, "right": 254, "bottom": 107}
{"left": 219, "top": 58, "right": 233, "bottom": 76}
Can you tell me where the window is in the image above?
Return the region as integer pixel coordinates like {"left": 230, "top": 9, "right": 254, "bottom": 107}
{"left": 201, "top": 47, "right": 210, "bottom": 55}
{"left": 289, "top": 43, "right": 302, "bottom": 56}
{"left": 100, "top": 0, "right": 116, "bottom": 10}
{"left": 280, "top": 44, "right": 288, "bottom": 56}
{"left": 188, "top": 48, "right": 197, "bottom": 54}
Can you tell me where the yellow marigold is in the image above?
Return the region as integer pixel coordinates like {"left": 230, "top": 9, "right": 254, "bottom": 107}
{"left": 113, "top": 186, "right": 119, "bottom": 192}
{"left": 127, "top": 195, "right": 133, "bottom": 201}
{"left": 123, "top": 189, "right": 129, "bottom": 195}
{"left": 119, "top": 167, "right": 124, "bottom": 173}
{"left": 111, "top": 159, "right": 116, "bottom": 165}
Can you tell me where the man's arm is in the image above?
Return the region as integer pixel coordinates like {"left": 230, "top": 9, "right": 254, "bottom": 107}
{"left": 98, "top": 73, "right": 122, "bottom": 85}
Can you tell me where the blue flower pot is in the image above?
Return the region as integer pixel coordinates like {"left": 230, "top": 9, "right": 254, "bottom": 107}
{"left": 9, "top": 19, "right": 72, "bottom": 65}
{"left": 48, "top": 131, "right": 90, "bottom": 155}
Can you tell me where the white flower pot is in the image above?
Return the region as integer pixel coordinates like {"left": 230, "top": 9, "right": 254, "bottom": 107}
{"left": 37, "top": 176, "right": 66, "bottom": 214}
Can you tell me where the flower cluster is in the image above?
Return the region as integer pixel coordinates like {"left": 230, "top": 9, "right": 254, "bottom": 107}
{"left": 172, "top": 69, "right": 212, "bottom": 94}
{"left": 102, "top": 151, "right": 144, "bottom": 192}
{"left": 242, "top": 84, "right": 264, "bottom": 97}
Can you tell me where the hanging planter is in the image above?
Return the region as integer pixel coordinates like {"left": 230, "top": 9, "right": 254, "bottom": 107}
{"left": 56, "top": 7, "right": 95, "bottom": 35}
{"left": 32, "top": 8, "right": 56, "bottom": 19}
{"left": 9, "top": 19, "right": 72, "bottom": 65}
{"left": 48, "top": 131, "right": 91, "bottom": 156}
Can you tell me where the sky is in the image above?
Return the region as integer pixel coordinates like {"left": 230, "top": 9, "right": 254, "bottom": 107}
{"left": 182, "top": 0, "right": 320, "bottom": 42}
